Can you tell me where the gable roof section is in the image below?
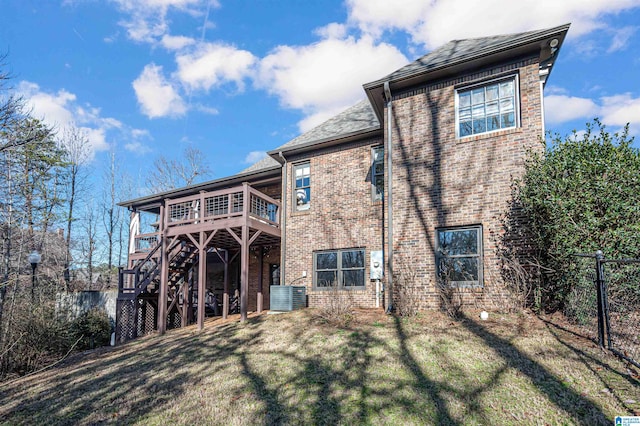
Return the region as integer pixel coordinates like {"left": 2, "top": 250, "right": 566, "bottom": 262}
{"left": 268, "top": 100, "right": 380, "bottom": 159}
{"left": 120, "top": 25, "right": 570, "bottom": 209}
{"left": 364, "top": 23, "right": 570, "bottom": 120}
{"left": 374, "top": 29, "right": 547, "bottom": 85}
{"left": 240, "top": 155, "right": 281, "bottom": 174}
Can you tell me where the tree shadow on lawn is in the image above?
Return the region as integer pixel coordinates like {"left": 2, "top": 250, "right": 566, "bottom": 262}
{"left": 1, "top": 311, "right": 620, "bottom": 425}
{"left": 237, "top": 317, "right": 454, "bottom": 425}
{"left": 540, "top": 317, "right": 640, "bottom": 415}
{"left": 458, "top": 312, "right": 610, "bottom": 424}
{"left": 0, "top": 317, "right": 267, "bottom": 425}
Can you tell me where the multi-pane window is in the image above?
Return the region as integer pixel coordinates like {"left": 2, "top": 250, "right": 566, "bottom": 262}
{"left": 372, "top": 146, "right": 384, "bottom": 201}
{"left": 457, "top": 77, "right": 517, "bottom": 138}
{"left": 314, "top": 249, "right": 366, "bottom": 290}
{"left": 294, "top": 163, "right": 310, "bottom": 211}
{"left": 436, "top": 226, "right": 483, "bottom": 287}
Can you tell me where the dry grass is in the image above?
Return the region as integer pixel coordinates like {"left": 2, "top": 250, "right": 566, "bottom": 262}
{"left": 0, "top": 309, "right": 638, "bottom": 425}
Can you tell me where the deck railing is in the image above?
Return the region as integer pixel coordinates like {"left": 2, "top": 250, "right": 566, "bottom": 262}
{"left": 130, "top": 184, "right": 280, "bottom": 255}
{"left": 164, "top": 183, "right": 280, "bottom": 229}
{"left": 134, "top": 232, "right": 160, "bottom": 252}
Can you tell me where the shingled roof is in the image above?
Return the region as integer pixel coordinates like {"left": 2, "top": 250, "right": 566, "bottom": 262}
{"left": 269, "top": 100, "right": 379, "bottom": 155}
{"left": 366, "top": 24, "right": 569, "bottom": 89}
{"left": 240, "top": 154, "right": 281, "bottom": 173}
{"left": 380, "top": 30, "right": 542, "bottom": 84}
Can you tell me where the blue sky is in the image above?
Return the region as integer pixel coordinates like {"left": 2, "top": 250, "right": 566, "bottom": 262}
{"left": 1, "top": 0, "right": 639, "bottom": 198}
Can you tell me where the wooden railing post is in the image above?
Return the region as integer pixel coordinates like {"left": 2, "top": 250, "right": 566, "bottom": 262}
{"left": 244, "top": 182, "right": 251, "bottom": 219}
{"left": 199, "top": 190, "right": 205, "bottom": 222}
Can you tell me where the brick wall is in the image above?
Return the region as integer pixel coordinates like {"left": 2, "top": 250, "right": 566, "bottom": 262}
{"left": 282, "top": 137, "right": 385, "bottom": 308}
{"left": 388, "top": 56, "right": 544, "bottom": 310}
{"left": 282, "top": 55, "right": 544, "bottom": 311}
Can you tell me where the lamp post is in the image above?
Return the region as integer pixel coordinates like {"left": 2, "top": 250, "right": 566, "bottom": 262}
{"left": 28, "top": 250, "right": 41, "bottom": 301}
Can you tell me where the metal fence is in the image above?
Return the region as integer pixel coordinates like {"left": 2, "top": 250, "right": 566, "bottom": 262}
{"left": 573, "top": 251, "right": 640, "bottom": 368}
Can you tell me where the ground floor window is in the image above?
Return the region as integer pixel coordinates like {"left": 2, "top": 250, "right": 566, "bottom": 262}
{"left": 436, "top": 225, "right": 483, "bottom": 287}
{"left": 314, "top": 248, "right": 365, "bottom": 290}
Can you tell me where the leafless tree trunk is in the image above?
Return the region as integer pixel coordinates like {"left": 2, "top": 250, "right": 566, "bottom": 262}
{"left": 61, "top": 126, "right": 90, "bottom": 290}
{"left": 82, "top": 201, "right": 98, "bottom": 287}
{"left": 102, "top": 151, "right": 122, "bottom": 286}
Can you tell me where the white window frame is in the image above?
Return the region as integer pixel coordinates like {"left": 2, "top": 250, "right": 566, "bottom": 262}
{"left": 313, "top": 248, "right": 366, "bottom": 290}
{"left": 455, "top": 75, "right": 520, "bottom": 139}
{"left": 293, "top": 162, "right": 310, "bottom": 211}
{"left": 436, "top": 225, "right": 483, "bottom": 287}
{"left": 372, "top": 146, "right": 384, "bottom": 201}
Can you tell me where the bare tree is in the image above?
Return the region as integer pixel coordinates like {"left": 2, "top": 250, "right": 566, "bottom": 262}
{"left": 79, "top": 200, "right": 98, "bottom": 288}
{"left": 0, "top": 54, "right": 26, "bottom": 154}
{"left": 102, "top": 151, "right": 121, "bottom": 286}
{"left": 60, "top": 126, "right": 91, "bottom": 289}
{"left": 145, "top": 146, "right": 211, "bottom": 193}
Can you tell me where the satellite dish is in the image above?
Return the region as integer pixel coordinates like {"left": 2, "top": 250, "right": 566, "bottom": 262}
{"left": 296, "top": 189, "right": 307, "bottom": 204}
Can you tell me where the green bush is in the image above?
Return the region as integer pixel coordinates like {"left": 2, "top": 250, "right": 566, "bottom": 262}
{"left": 515, "top": 119, "right": 640, "bottom": 315}
{"left": 69, "top": 308, "right": 112, "bottom": 350}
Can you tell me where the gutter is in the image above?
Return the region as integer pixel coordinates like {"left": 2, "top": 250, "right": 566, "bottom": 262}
{"left": 383, "top": 81, "right": 394, "bottom": 313}
{"left": 278, "top": 151, "right": 287, "bottom": 286}
{"left": 267, "top": 127, "right": 381, "bottom": 159}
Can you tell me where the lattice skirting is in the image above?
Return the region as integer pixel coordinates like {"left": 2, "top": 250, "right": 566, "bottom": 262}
{"left": 116, "top": 298, "right": 158, "bottom": 344}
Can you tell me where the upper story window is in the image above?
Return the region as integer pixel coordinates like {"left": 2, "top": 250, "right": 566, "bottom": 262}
{"left": 457, "top": 76, "right": 518, "bottom": 138}
{"left": 294, "top": 162, "right": 310, "bottom": 211}
{"left": 372, "top": 146, "right": 384, "bottom": 201}
{"left": 436, "top": 225, "right": 483, "bottom": 287}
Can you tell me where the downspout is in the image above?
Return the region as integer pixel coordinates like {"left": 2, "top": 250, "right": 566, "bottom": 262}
{"left": 384, "top": 81, "right": 394, "bottom": 313}
{"left": 278, "top": 151, "right": 287, "bottom": 286}
{"left": 539, "top": 68, "right": 548, "bottom": 137}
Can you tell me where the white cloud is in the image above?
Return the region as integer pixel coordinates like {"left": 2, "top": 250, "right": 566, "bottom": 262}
{"left": 346, "top": 0, "right": 640, "bottom": 49}
{"left": 607, "top": 26, "right": 638, "bottom": 53}
{"left": 175, "top": 43, "right": 257, "bottom": 91}
{"left": 111, "top": 0, "right": 204, "bottom": 43}
{"left": 257, "top": 35, "right": 407, "bottom": 131}
{"left": 124, "top": 128, "right": 153, "bottom": 154}
{"left": 346, "top": 0, "right": 428, "bottom": 38}
{"left": 244, "top": 151, "right": 267, "bottom": 164}
{"left": 131, "top": 128, "right": 152, "bottom": 139}
{"left": 193, "top": 104, "right": 219, "bottom": 115}
{"left": 545, "top": 91, "right": 640, "bottom": 134}
{"left": 132, "top": 63, "right": 187, "bottom": 118}
{"left": 600, "top": 93, "right": 640, "bottom": 127}
{"left": 314, "top": 23, "right": 348, "bottom": 39}
{"left": 17, "top": 81, "right": 115, "bottom": 159}
{"left": 161, "top": 34, "right": 196, "bottom": 50}
{"left": 125, "top": 141, "right": 153, "bottom": 154}
{"left": 545, "top": 95, "right": 599, "bottom": 125}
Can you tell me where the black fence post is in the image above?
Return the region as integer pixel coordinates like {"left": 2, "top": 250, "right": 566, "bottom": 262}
{"left": 594, "top": 250, "right": 606, "bottom": 348}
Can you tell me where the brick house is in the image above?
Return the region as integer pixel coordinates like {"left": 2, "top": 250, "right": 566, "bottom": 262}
{"left": 116, "top": 24, "right": 569, "bottom": 340}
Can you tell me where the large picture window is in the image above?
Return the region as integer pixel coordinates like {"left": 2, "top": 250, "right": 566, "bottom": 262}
{"left": 314, "top": 249, "right": 365, "bottom": 290}
{"left": 294, "top": 162, "right": 310, "bottom": 211}
{"left": 372, "top": 146, "right": 384, "bottom": 201}
{"left": 457, "top": 76, "right": 518, "bottom": 138}
{"left": 436, "top": 225, "right": 483, "bottom": 287}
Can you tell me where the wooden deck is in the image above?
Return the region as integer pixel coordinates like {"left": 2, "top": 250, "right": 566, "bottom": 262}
{"left": 117, "top": 182, "right": 281, "bottom": 343}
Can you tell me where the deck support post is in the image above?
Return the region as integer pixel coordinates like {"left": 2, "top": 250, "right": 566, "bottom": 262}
{"left": 181, "top": 272, "right": 189, "bottom": 327}
{"left": 257, "top": 246, "right": 263, "bottom": 313}
{"left": 187, "top": 268, "right": 194, "bottom": 324}
{"left": 240, "top": 224, "right": 249, "bottom": 322}
{"left": 157, "top": 204, "right": 168, "bottom": 334}
{"left": 197, "top": 231, "right": 206, "bottom": 330}
{"left": 223, "top": 250, "right": 229, "bottom": 319}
